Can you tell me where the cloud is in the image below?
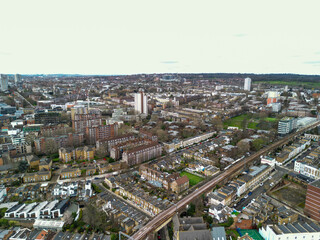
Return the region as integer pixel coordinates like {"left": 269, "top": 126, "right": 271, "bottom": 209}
{"left": 161, "top": 61, "right": 179, "bottom": 64}
{"left": 233, "top": 33, "right": 247, "bottom": 37}
{"left": 0, "top": 51, "right": 11, "bottom": 56}
{"left": 315, "top": 51, "right": 320, "bottom": 55}
{"left": 304, "top": 61, "right": 320, "bottom": 64}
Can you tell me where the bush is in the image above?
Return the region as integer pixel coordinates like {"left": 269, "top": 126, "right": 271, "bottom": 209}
{"left": 102, "top": 182, "right": 110, "bottom": 190}
{"left": 92, "top": 183, "right": 102, "bottom": 193}
{"left": 219, "top": 217, "right": 234, "bottom": 227}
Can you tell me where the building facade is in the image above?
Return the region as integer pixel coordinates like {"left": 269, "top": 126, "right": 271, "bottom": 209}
{"left": 134, "top": 91, "right": 148, "bottom": 115}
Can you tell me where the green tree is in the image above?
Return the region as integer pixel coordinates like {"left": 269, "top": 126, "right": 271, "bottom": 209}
{"left": 18, "top": 161, "right": 29, "bottom": 173}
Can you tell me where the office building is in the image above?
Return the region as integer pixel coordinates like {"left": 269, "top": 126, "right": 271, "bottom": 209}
{"left": 278, "top": 117, "right": 297, "bottom": 135}
{"left": 0, "top": 74, "right": 8, "bottom": 92}
{"left": 134, "top": 91, "right": 148, "bottom": 115}
{"left": 244, "top": 77, "right": 252, "bottom": 91}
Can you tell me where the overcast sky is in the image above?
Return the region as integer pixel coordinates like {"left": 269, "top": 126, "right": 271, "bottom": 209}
{"left": 1, "top": 0, "right": 320, "bottom": 75}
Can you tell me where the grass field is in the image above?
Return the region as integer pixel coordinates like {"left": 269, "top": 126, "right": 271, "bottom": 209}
{"left": 255, "top": 80, "right": 319, "bottom": 88}
{"left": 238, "top": 229, "right": 264, "bottom": 240}
{"left": 180, "top": 171, "right": 204, "bottom": 186}
{"left": 223, "top": 114, "right": 277, "bottom": 130}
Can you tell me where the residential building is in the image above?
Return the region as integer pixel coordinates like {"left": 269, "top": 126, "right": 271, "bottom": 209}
{"left": 60, "top": 168, "right": 81, "bottom": 179}
{"left": 96, "top": 134, "right": 135, "bottom": 152}
{"left": 0, "top": 74, "right": 8, "bottom": 92}
{"left": 172, "top": 214, "right": 212, "bottom": 240}
{"left": 244, "top": 77, "right": 251, "bottom": 91}
{"left": 39, "top": 158, "right": 52, "bottom": 171}
{"left": 35, "top": 112, "right": 61, "bottom": 125}
{"left": 14, "top": 74, "right": 21, "bottom": 84}
{"left": 170, "top": 176, "right": 189, "bottom": 194}
{"left": 239, "top": 164, "right": 272, "bottom": 191}
{"left": 85, "top": 123, "right": 118, "bottom": 145}
{"left": 209, "top": 204, "right": 232, "bottom": 223}
{"left": 304, "top": 179, "right": 320, "bottom": 221}
{"left": 59, "top": 146, "right": 95, "bottom": 162}
{"left": 134, "top": 91, "right": 148, "bottom": 115}
{"left": 23, "top": 171, "right": 51, "bottom": 183}
{"left": 122, "top": 142, "right": 162, "bottom": 166}
{"left": 71, "top": 107, "right": 101, "bottom": 133}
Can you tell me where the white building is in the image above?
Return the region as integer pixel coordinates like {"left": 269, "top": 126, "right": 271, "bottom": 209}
{"left": 244, "top": 77, "right": 252, "bottom": 91}
{"left": 278, "top": 117, "right": 297, "bottom": 135}
{"left": 261, "top": 156, "right": 276, "bottom": 167}
{"left": 27, "top": 201, "right": 48, "bottom": 219}
{"left": 134, "top": 91, "right": 148, "bottom": 115}
{"left": 259, "top": 222, "right": 320, "bottom": 240}
{"left": 53, "top": 182, "right": 78, "bottom": 198}
{"left": 14, "top": 74, "right": 21, "bottom": 84}
{"left": 0, "top": 74, "right": 8, "bottom": 92}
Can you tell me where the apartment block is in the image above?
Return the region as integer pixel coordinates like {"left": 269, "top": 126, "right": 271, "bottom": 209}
{"left": 110, "top": 139, "right": 152, "bottom": 160}
{"left": 122, "top": 142, "right": 162, "bottom": 166}
{"left": 59, "top": 146, "right": 95, "bottom": 162}
{"left": 85, "top": 123, "right": 118, "bottom": 144}
{"left": 304, "top": 179, "right": 320, "bottom": 221}
{"left": 96, "top": 134, "right": 135, "bottom": 152}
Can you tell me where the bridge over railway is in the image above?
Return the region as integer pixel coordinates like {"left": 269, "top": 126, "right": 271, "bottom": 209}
{"left": 132, "top": 121, "right": 320, "bottom": 240}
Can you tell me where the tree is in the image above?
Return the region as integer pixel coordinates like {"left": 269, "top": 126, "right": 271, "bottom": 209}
{"left": 252, "top": 138, "right": 265, "bottom": 151}
{"left": 18, "top": 161, "right": 29, "bottom": 173}
{"left": 237, "top": 140, "right": 250, "bottom": 154}
{"left": 83, "top": 204, "right": 109, "bottom": 231}
{"left": 211, "top": 117, "right": 223, "bottom": 131}
{"left": 44, "top": 139, "right": 58, "bottom": 155}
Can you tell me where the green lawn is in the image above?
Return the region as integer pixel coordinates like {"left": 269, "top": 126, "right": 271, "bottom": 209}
{"left": 224, "top": 114, "right": 277, "bottom": 130}
{"left": 180, "top": 171, "right": 204, "bottom": 186}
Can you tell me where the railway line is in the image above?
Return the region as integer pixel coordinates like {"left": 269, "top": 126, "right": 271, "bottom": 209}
{"left": 132, "top": 121, "right": 320, "bottom": 240}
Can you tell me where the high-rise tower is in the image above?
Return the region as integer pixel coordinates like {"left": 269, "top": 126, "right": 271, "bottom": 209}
{"left": 134, "top": 91, "right": 148, "bottom": 115}
{"left": 244, "top": 77, "right": 252, "bottom": 91}
{"left": 0, "top": 74, "right": 8, "bottom": 92}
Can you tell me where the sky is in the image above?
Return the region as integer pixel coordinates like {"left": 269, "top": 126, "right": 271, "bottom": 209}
{"left": 1, "top": 0, "right": 320, "bottom": 75}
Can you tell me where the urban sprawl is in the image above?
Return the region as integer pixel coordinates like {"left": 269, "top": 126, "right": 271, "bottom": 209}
{"left": 0, "top": 73, "right": 319, "bottom": 240}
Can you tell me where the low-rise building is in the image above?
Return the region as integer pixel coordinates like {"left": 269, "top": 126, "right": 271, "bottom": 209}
{"left": 60, "top": 168, "right": 81, "bottom": 179}
{"left": 259, "top": 222, "right": 320, "bottom": 240}
{"left": 23, "top": 171, "right": 51, "bottom": 183}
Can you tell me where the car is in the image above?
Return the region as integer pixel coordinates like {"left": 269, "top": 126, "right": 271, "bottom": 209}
{"left": 248, "top": 192, "right": 252, "bottom": 196}
{"left": 260, "top": 182, "right": 263, "bottom": 186}
{"left": 244, "top": 195, "right": 248, "bottom": 199}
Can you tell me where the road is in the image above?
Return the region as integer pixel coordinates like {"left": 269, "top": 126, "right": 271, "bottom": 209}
{"left": 132, "top": 121, "right": 320, "bottom": 240}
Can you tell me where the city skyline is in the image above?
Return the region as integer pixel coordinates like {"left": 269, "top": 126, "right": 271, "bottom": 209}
{"left": 1, "top": 0, "right": 320, "bottom": 75}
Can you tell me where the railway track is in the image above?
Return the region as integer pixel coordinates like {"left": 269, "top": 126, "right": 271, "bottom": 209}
{"left": 132, "top": 121, "right": 320, "bottom": 240}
